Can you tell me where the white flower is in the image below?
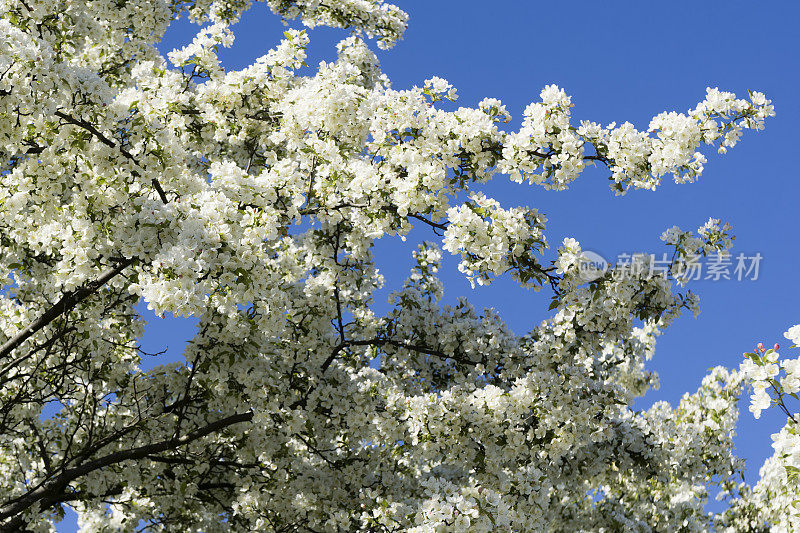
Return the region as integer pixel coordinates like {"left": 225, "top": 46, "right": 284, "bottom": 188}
{"left": 784, "top": 324, "right": 800, "bottom": 346}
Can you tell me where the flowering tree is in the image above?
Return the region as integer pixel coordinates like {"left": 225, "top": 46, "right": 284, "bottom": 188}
{"left": 0, "top": 0, "right": 784, "bottom": 530}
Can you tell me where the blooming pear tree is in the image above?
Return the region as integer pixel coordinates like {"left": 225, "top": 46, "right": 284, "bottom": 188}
{"left": 0, "top": 0, "right": 782, "bottom": 530}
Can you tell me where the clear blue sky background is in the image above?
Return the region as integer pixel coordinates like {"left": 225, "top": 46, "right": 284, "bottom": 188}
{"left": 58, "top": 1, "right": 799, "bottom": 529}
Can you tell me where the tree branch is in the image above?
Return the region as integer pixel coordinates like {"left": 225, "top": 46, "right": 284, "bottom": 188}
{"left": 0, "top": 411, "right": 254, "bottom": 527}
{"left": 54, "top": 111, "right": 169, "bottom": 204}
{"left": 0, "top": 259, "right": 132, "bottom": 363}
{"left": 320, "top": 337, "right": 468, "bottom": 373}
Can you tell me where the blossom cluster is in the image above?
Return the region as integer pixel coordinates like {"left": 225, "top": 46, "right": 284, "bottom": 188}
{"left": 501, "top": 86, "right": 774, "bottom": 194}
{"left": 442, "top": 192, "right": 547, "bottom": 288}
{"left": 734, "top": 325, "right": 800, "bottom": 531}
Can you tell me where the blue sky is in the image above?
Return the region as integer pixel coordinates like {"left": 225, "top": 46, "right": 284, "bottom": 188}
{"left": 59, "top": 0, "right": 800, "bottom": 529}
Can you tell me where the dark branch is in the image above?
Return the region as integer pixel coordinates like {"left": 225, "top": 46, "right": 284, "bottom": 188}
{"left": 0, "top": 411, "right": 253, "bottom": 526}
{"left": 53, "top": 111, "right": 169, "bottom": 204}
{"left": 0, "top": 259, "right": 132, "bottom": 363}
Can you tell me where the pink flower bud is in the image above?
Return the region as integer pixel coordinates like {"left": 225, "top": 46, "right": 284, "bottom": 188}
{"left": 757, "top": 342, "right": 764, "bottom": 352}
{"left": 774, "top": 343, "right": 780, "bottom": 351}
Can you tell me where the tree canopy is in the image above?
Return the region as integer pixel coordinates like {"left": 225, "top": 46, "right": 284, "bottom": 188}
{"left": 0, "top": 0, "right": 796, "bottom": 531}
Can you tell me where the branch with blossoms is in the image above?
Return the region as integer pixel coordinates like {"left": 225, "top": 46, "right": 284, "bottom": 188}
{"left": 0, "top": 316, "right": 272, "bottom": 529}
{"left": 741, "top": 342, "right": 799, "bottom": 420}
{"left": 733, "top": 326, "right": 800, "bottom": 531}
{"left": 0, "top": 411, "right": 254, "bottom": 531}
{"left": 0, "top": 97, "right": 182, "bottom": 361}
{"left": 0, "top": 259, "right": 132, "bottom": 361}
